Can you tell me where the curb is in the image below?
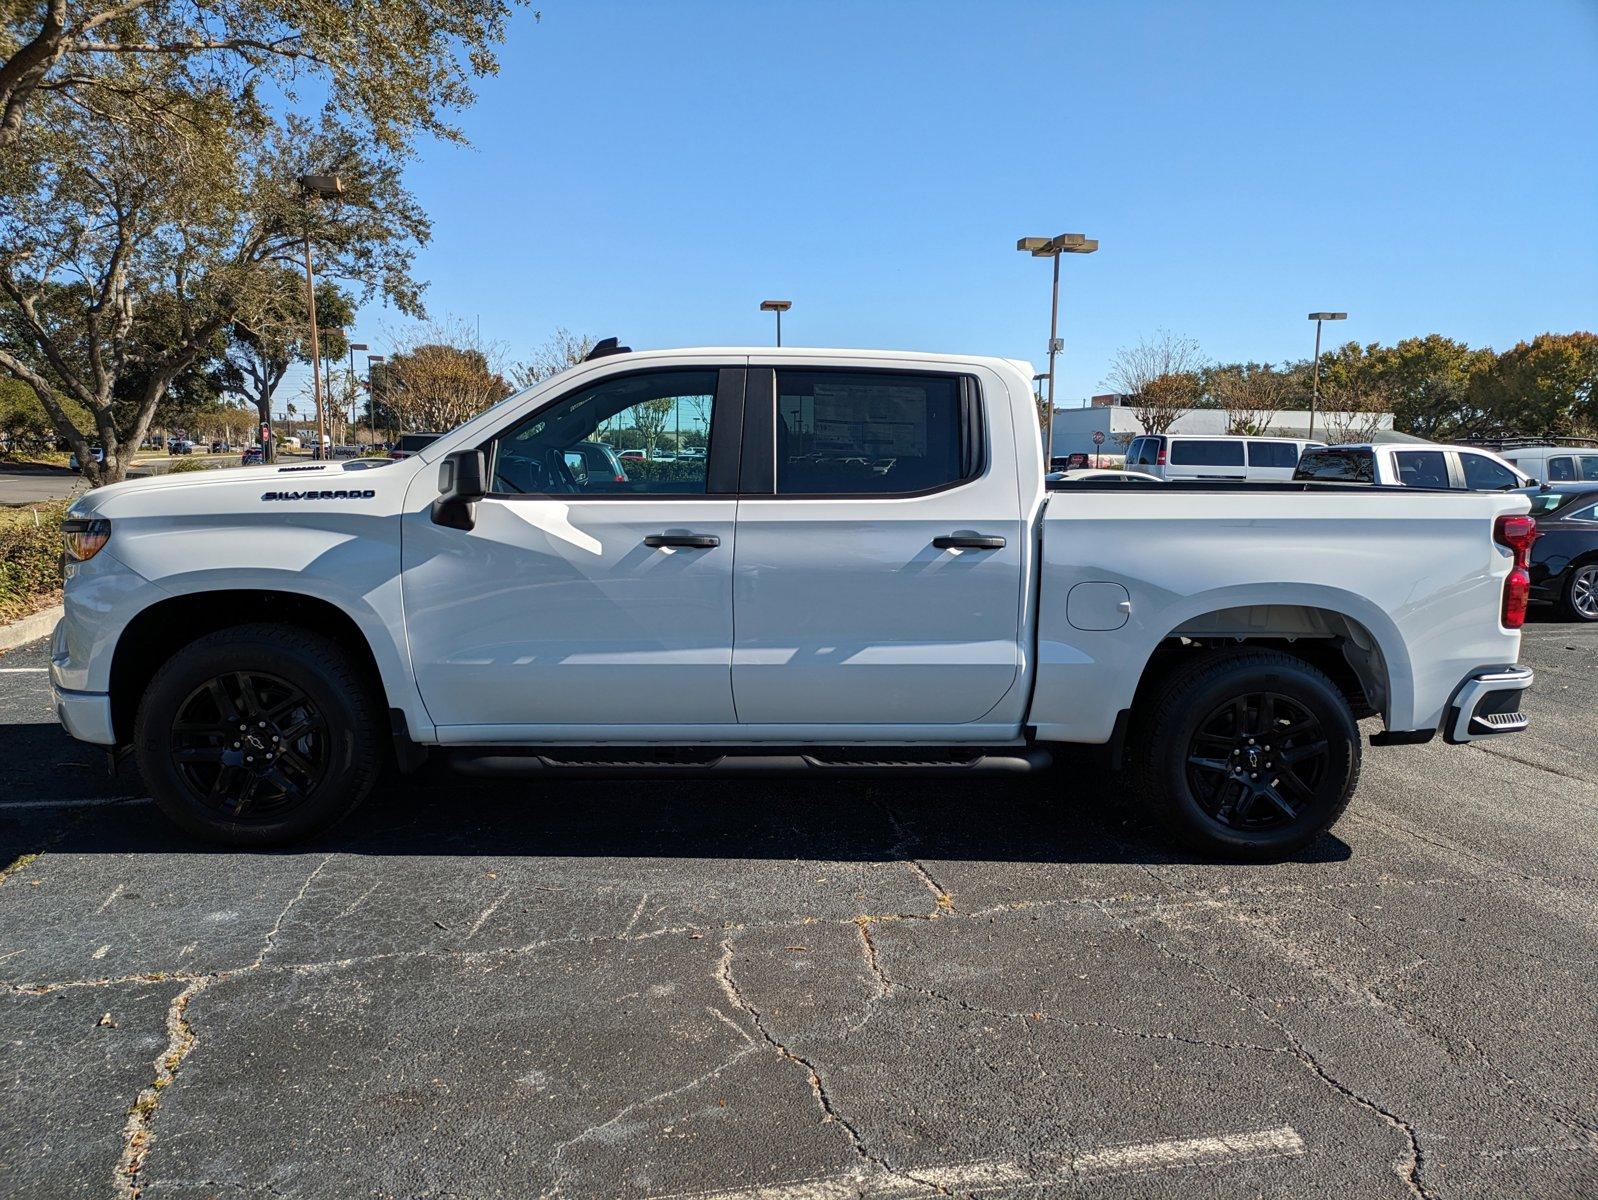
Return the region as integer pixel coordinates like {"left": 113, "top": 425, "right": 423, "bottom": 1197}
{"left": 0, "top": 604, "right": 61, "bottom": 653}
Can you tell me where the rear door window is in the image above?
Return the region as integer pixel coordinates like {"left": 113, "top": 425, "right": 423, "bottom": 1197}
{"left": 1394, "top": 450, "right": 1450, "bottom": 488}
{"left": 1459, "top": 453, "right": 1518, "bottom": 491}
{"left": 1579, "top": 456, "right": 1598, "bottom": 481}
{"left": 1168, "top": 439, "right": 1245, "bottom": 467}
{"left": 1547, "top": 456, "right": 1577, "bottom": 481}
{"left": 1294, "top": 448, "right": 1374, "bottom": 483}
{"left": 1246, "top": 440, "right": 1300, "bottom": 468}
{"left": 774, "top": 370, "right": 970, "bottom": 495}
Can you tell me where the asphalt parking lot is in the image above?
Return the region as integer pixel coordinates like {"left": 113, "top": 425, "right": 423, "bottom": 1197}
{"left": 0, "top": 622, "right": 1594, "bottom": 1200}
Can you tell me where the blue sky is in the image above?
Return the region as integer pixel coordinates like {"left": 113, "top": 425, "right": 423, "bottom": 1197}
{"left": 311, "top": 0, "right": 1597, "bottom": 410}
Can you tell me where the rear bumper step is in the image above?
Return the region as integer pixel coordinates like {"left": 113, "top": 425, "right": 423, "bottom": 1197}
{"left": 1444, "top": 665, "right": 1534, "bottom": 745}
{"left": 445, "top": 746, "right": 1054, "bottom": 780}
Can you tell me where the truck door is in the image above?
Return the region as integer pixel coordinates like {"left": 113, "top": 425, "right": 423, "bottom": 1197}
{"left": 730, "top": 365, "right": 1025, "bottom": 726}
{"left": 401, "top": 366, "right": 744, "bottom": 734}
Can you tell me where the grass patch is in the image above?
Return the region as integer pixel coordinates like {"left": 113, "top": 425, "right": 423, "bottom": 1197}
{"left": 0, "top": 499, "right": 67, "bottom": 625}
{"left": 0, "top": 852, "right": 41, "bottom": 886}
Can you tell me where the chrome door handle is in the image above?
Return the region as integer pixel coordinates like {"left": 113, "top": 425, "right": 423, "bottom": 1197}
{"left": 933, "top": 535, "right": 1006, "bottom": 550}
{"left": 644, "top": 533, "right": 720, "bottom": 549}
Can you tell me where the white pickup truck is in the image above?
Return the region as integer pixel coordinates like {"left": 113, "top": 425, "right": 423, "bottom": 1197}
{"left": 51, "top": 345, "right": 1536, "bottom": 857}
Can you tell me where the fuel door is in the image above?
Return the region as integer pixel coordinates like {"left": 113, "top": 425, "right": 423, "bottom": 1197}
{"left": 1066, "top": 581, "right": 1132, "bottom": 631}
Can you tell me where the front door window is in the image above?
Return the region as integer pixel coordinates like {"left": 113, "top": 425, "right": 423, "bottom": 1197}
{"left": 489, "top": 370, "right": 718, "bottom": 495}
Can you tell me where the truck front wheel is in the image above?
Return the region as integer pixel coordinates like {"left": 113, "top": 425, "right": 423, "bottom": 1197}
{"left": 134, "top": 624, "right": 384, "bottom": 846}
{"left": 1129, "top": 649, "right": 1361, "bottom": 860}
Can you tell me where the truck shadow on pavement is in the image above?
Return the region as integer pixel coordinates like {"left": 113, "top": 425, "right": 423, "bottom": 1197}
{"left": 0, "top": 720, "right": 1353, "bottom": 866}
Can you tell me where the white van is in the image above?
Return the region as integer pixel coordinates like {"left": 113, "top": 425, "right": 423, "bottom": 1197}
{"left": 1500, "top": 445, "right": 1598, "bottom": 485}
{"left": 1124, "top": 434, "right": 1324, "bottom": 482}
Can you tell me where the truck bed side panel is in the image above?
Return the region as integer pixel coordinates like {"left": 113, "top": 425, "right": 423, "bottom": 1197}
{"left": 1031, "top": 489, "right": 1526, "bottom": 743}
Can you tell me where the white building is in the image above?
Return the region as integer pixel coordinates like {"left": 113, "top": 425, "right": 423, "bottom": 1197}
{"left": 1046, "top": 404, "right": 1395, "bottom": 462}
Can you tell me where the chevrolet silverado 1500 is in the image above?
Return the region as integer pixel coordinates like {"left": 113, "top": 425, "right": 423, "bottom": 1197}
{"left": 52, "top": 345, "right": 1536, "bottom": 857}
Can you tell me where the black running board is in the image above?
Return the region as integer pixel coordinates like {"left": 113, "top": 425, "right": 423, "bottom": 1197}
{"left": 444, "top": 746, "right": 1053, "bottom": 780}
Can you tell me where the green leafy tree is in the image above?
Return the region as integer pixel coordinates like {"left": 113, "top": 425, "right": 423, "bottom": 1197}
{"left": 0, "top": 374, "right": 91, "bottom": 450}
{"left": 0, "top": 0, "right": 527, "bottom": 152}
{"left": 631, "top": 397, "right": 675, "bottom": 459}
{"left": 1, "top": 0, "right": 525, "bottom": 482}
{"left": 0, "top": 97, "right": 426, "bottom": 483}
{"left": 1315, "top": 342, "right": 1397, "bottom": 443}
{"left": 221, "top": 270, "right": 355, "bottom": 461}
{"left": 1470, "top": 332, "right": 1598, "bottom": 438}
{"left": 381, "top": 318, "right": 511, "bottom": 434}
{"left": 1380, "top": 335, "right": 1496, "bottom": 439}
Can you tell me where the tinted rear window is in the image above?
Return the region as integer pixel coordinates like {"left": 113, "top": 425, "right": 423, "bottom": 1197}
{"left": 1168, "top": 439, "right": 1245, "bottom": 466}
{"left": 1247, "top": 440, "right": 1300, "bottom": 468}
{"left": 1294, "top": 448, "right": 1374, "bottom": 483}
{"left": 775, "top": 370, "right": 967, "bottom": 495}
{"left": 1549, "top": 454, "right": 1598, "bottom": 482}
{"left": 1460, "top": 453, "right": 1518, "bottom": 491}
{"left": 1395, "top": 449, "right": 1450, "bottom": 488}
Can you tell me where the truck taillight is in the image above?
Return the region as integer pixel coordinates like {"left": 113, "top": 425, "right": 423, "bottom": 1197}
{"left": 1155, "top": 446, "right": 1167, "bottom": 466}
{"left": 1495, "top": 514, "right": 1537, "bottom": 629}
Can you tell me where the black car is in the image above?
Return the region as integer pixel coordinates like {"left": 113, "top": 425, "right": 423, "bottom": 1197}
{"left": 1521, "top": 482, "right": 1598, "bottom": 621}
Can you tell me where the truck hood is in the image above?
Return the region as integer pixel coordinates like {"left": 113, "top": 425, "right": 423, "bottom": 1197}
{"left": 67, "top": 457, "right": 422, "bottom": 520}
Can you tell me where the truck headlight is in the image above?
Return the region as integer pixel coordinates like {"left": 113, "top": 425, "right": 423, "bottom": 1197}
{"left": 61, "top": 517, "right": 111, "bottom": 562}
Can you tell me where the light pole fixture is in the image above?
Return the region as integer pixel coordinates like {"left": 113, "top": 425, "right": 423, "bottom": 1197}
{"left": 297, "top": 173, "right": 344, "bottom": 459}
{"left": 1306, "top": 311, "right": 1347, "bottom": 440}
{"left": 1018, "top": 234, "right": 1098, "bottom": 468}
{"left": 760, "top": 299, "right": 792, "bottom": 347}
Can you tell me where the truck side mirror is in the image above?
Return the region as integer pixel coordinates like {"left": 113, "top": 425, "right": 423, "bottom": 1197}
{"left": 431, "top": 449, "right": 487, "bottom": 531}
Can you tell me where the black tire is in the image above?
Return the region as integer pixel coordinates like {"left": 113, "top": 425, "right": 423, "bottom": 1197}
{"left": 1127, "top": 649, "right": 1361, "bottom": 861}
{"left": 134, "top": 623, "right": 384, "bottom": 847}
{"left": 1561, "top": 563, "right": 1598, "bottom": 622}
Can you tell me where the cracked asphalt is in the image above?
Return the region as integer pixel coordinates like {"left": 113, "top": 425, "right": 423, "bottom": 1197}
{"left": 0, "top": 621, "right": 1594, "bottom": 1199}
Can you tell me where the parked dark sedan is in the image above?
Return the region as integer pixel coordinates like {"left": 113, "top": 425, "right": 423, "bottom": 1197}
{"left": 1522, "top": 482, "right": 1598, "bottom": 621}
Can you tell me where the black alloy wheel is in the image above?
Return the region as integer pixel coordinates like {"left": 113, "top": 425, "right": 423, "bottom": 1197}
{"left": 136, "top": 624, "right": 384, "bottom": 846}
{"left": 169, "top": 670, "right": 329, "bottom": 821}
{"left": 1184, "top": 692, "right": 1329, "bottom": 832}
{"left": 1128, "top": 648, "right": 1360, "bottom": 860}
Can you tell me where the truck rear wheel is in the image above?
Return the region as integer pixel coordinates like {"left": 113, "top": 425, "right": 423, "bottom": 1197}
{"left": 134, "top": 624, "right": 384, "bottom": 847}
{"left": 1129, "top": 649, "right": 1360, "bottom": 860}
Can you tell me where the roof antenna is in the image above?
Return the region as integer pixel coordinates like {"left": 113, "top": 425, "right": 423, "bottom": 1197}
{"left": 583, "top": 337, "right": 631, "bottom": 362}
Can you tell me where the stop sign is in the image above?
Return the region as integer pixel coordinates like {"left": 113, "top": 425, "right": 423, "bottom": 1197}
{"left": 1092, "top": 431, "right": 1105, "bottom": 445}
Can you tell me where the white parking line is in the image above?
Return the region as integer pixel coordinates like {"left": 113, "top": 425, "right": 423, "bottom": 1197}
{"left": 649, "top": 1125, "right": 1306, "bottom": 1199}
{"left": 0, "top": 667, "right": 48, "bottom": 673}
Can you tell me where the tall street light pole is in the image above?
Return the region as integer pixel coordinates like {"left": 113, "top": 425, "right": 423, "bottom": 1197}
{"left": 1018, "top": 234, "right": 1098, "bottom": 469}
{"left": 347, "top": 341, "right": 368, "bottom": 445}
{"left": 367, "top": 355, "right": 386, "bottom": 443}
{"left": 297, "top": 173, "right": 343, "bottom": 459}
{"left": 760, "top": 299, "right": 792, "bottom": 347}
{"left": 1306, "top": 312, "right": 1347, "bottom": 440}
